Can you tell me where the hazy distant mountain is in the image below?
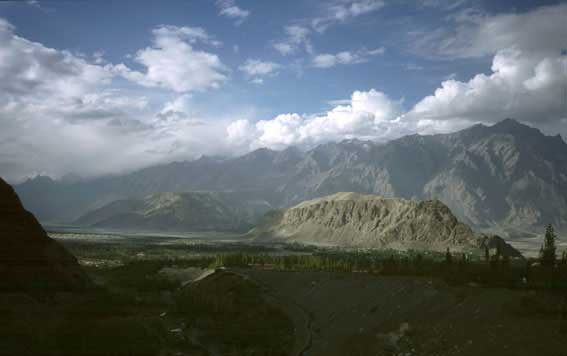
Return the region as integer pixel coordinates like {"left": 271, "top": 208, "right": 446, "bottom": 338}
{"left": 15, "top": 119, "right": 567, "bottom": 236}
{"left": 75, "top": 191, "right": 272, "bottom": 233}
{"left": 0, "top": 177, "right": 90, "bottom": 291}
{"left": 248, "top": 192, "right": 521, "bottom": 257}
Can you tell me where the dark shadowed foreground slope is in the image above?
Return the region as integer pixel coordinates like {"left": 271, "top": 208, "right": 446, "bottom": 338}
{"left": 0, "top": 177, "right": 90, "bottom": 291}
{"left": 243, "top": 269, "right": 567, "bottom": 356}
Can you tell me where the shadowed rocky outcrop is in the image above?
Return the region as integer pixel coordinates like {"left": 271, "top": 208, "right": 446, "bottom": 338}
{"left": 0, "top": 177, "right": 90, "bottom": 291}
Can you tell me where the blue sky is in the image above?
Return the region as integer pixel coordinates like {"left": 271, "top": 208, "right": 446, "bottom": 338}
{"left": 0, "top": 0, "right": 514, "bottom": 115}
{"left": 0, "top": 0, "right": 566, "bottom": 181}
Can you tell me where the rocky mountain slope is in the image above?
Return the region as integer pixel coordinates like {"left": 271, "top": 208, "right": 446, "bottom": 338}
{"left": 0, "top": 177, "right": 90, "bottom": 291}
{"left": 15, "top": 119, "right": 567, "bottom": 235}
{"left": 250, "top": 192, "right": 521, "bottom": 256}
{"left": 75, "top": 191, "right": 272, "bottom": 232}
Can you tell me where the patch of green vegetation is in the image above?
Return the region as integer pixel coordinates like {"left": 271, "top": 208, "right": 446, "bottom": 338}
{"left": 59, "top": 230, "right": 567, "bottom": 292}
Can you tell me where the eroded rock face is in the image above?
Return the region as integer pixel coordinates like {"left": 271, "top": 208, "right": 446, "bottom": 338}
{"left": 251, "top": 192, "right": 521, "bottom": 257}
{"left": 0, "top": 177, "right": 90, "bottom": 291}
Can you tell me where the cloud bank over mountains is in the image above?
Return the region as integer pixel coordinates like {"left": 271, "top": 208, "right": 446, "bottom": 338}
{"left": 0, "top": 20, "right": 230, "bottom": 181}
{"left": 0, "top": 2, "right": 566, "bottom": 182}
{"left": 231, "top": 3, "right": 567, "bottom": 151}
{"left": 227, "top": 89, "right": 406, "bottom": 150}
{"left": 407, "top": 3, "right": 567, "bottom": 128}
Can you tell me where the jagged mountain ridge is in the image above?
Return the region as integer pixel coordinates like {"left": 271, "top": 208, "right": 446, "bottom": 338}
{"left": 75, "top": 191, "right": 273, "bottom": 232}
{"left": 15, "top": 119, "right": 567, "bottom": 235}
{"left": 249, "top": 192, "right": 521, "bottom": 256}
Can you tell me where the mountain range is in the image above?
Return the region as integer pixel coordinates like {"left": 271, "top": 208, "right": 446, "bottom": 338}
{"left": 75, "top": 191, "right": 272, "bottom": 233}
{"left": 14, "top": 119, "right": 567, "bottom": 236}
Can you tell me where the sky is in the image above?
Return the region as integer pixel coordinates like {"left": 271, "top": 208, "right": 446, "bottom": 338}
{"left": 0, "top": 0, "right": 566, "bottom": 182}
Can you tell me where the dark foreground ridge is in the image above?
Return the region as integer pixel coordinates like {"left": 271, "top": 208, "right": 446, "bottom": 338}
{"left": 0, "top": 177, "right": 90, "bottom": 291}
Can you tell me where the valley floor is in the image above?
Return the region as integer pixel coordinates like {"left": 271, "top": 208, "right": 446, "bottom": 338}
{"left": 60, "top": 232, "right": 567, "bottom": 356}
{"left": 3, "top": 233, "right": 566, "bottom": 356}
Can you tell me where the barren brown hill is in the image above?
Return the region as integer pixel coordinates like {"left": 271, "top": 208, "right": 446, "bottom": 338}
{"left": 75, "top": 191, "right": 272, "bottom": 233}
{"left": 0, "top": 177, "right": 90, "bottom": 291}
{"left": 251, "top": 192, "right": 521, "bottom": 257}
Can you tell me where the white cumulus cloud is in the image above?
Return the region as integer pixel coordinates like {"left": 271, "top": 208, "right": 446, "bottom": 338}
{"left": 273, "top": 25, "right": 313, "bottom": 56}
{"left": 0, "top": 19, "right": 230, "bottom": 182}
{"left": 410, "top": 50, "right": 567, "bottom": 124}
{"left": 312, "top": 0, "right": 385, "bottom": 32}
{"left": 216, "top": 0, "right": 250, "bottom": 26}
{"left": 273, "top": 1, "right": 385, "bottom": 58}
{"left": 239, "top": 59, "right": 281, "bottom": 84}
{"left": 239, "top": 59, "right": 281, "bottom": 76}
{"left": 115, "top": 25, "right": 228, "bottom": 93}
{"left": 409, "top": 3, "right": 567, "bottom": 59}
{"left": 407, "top": 3, "right": 567, "bottom": 133}
{"left": 227, "top": 89, "right": 407, "bottom": 151}
{"left": 312, "top": 47, "right": 385, "bottom": 68}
